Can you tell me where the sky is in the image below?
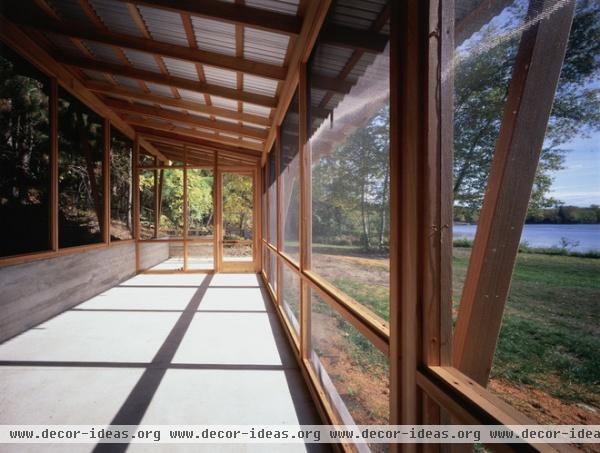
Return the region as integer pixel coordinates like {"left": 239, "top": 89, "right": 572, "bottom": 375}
{"left": 548, "top": 134, "right": 600, "bottom": 206}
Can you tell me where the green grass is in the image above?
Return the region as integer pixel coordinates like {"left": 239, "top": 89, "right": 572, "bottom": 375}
{"left": 316, "top": 242, "right": 600, "bottom": 407}
{"left": 453, "top": 248, "right": 600, "bottom": 405}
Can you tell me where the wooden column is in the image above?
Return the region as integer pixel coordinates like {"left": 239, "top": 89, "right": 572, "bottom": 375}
{"left": 215, "top": 152, "right": 222, "bottom": 272}
{"left": 213, "top": 150, "right": 219, "bottom": 272}
{"left": 183, "top": 146, "right": 189, "bottom": 271}
{"left": 153, "top": 157, "right": 159, "bottom": 239}
{"left": 103, "top": 119, "right": 111, "bottom": 244}
{"left": 389, "top": 0, "right": 427, "bottom": 443}
{"left": 133, "top": 135, "right": 141, "bottom": 272}
{"left": 452, "top": 0, "right": 576, "bottom": 386}
{"left": 299, "top": 62, "right": 311, "bottom": 360}
{"left": 275, "top": 127, "right": 282, "bottom": 303}
{"left": 50, "top": 78, "right": 59, "bottom": 251}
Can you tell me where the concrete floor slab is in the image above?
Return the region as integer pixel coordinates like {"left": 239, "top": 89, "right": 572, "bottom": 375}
{"left": 0, "top": 272, "right": 327, "bottom": 452}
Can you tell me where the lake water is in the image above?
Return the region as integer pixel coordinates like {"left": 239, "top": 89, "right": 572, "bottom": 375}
{"left": 453, "top": 224, "right": 600, "bottom": 252}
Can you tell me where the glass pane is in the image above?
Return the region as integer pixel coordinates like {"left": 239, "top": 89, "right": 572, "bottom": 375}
{"left": 310, "top": 289, "right": 390, "bottom": 429}
{"left": 158, "top": 169, "right": 183, "bottom": 239}
{"left": 261, "top": 165, "right": 267, "bottom": 243}
{"left": 223, "top": 243, "right": 252, "bottom": 262}
{"left": 187, "top": 242, "right": 213, "bottom": 270}
{"left": 309, "top": 3, "right": 391, "bottom": 322}
{"left": 268, "top": 249, "right": 277, "bottom": 293}
{"left": 187, "top": 169, "right": 213, "bottom": 239}
{"left": 222, "top": 173, "right": 253, "bottom": 240}
{"left": 0, "top": 44, "right": 51, "bottom": 257}
{"left": 58, "top": 89, "right": 104, "bottom": 248}
{"left": 450, "top": 0, "right": 600, "bottom": 424}
{"left": 280, "top": 91, "right": 300, "bottom": 263}
{"left": 268, "top": 148, "right": 277, "bottom": 245}
{"left": 281, "top": 262, "right": 300, "bottom": 336}
{"left": 139, "top": 170, "right": 155, "bottom": 240}
{"left": 110, "top": 129, "right": 133, "bottom": 241}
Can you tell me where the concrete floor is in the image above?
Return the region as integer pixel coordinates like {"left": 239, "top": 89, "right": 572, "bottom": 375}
{"left": 0, "top": 273, "right": 328, "bottom": 453}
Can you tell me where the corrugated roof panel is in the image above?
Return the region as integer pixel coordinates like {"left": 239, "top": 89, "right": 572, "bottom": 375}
{"left": 189, "top": 111, "right": 211, "bottom": 119}
{"left": 203, "top": 67, "right": 237, "bottom": 89}
{"left": 145, "top": 82, "right": 175, "bottom": 98}
{"left": 243, "top": 75, "right": 279, "bottom": 97}
{"left": 122, "top": 49, "right": 161, "bottom": 73}
{"left": 83, "top": 69, "right": 107, "bottom": 81}
{"left": 211, "top": 96, "right": 238, "bottom": 111}
{"left": 197, "top": 128, "right": 216, "bottom": 135}
{"left": 311, "top": 44, "right": 354, "bottom": 78}
{"left": 244, "top": 28, "right": 289, "bottom": 66}
{"left": 82, "top": 41, "right": 122, "bottom": 64}
{"left": 245, "top": 0, "right": 299, "bottom": 15}
{"left": 192, "top": 17, "right": 236, "bottom": 56}
{"left": 220, "top": 132, "right": 239, "bottom": 139}
{"left": 138, "top": 5, "right": 189, "bottom": 46}
{"left": 331, "top": 0, "right": 387, "bottom": 30}
{"left": 243, "top": 103, "right": 271, "bottom": 117}
{"left": 242, "top": 137, "right": 263, "bottom": 144}
{"left": 47, "top": 0, "right": 93, "bottom": 25}
{"left": 216, "top": 117, "right": 238, "bottom": 125}
{"left": 178, "top": 89, "right": 206, "bottom": 104}
{"left": 45, "top": 33, "right": 83, "bottom": 57}
{"left": 89, "top": 0, "right": 144, "bottom": 37}
{"left": 113, "top": 75, "right": 141, "bottom": 89}
{"left": 162, "top": 57, "right": 198, "bottom": 81}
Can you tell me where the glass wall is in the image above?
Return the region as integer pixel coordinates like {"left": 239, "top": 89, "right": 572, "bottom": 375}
{"left": 187, "top": 169, "right": 213, "bottom": 239}
{"left": 158, "top": 169, "right": 184, "bottom": 239}
{"left": 280, "top": 91, "right": 300, "bottom": 263}
{"left": 308, "top": 7, "right": 391, "bottom": 322}
{"left": 110, "top": 129, "right": 133, "bottom": 241}
{"left": 58, "top": 89, "right": 104, "bottom": 248}
{"left": 268, "top": 147, "right": 277, "bottom": 246}
{"left": 139, "top": 169, "right": 156, "bottom": 240}
{"left": 0, "top": 44, "right": 51, "bottom": 257}
{"left": 281, "top": 262, "right": 300, "bottom": 336}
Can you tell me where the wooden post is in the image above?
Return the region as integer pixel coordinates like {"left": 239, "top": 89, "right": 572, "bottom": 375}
{"left": 215, "top": 153, "right": 222, "bottom": 272}
{"left": 452, "top": 0, "right": 576, "bottom": 386}
{"left": 183, "top": 145, "right": 189, "bottom": 271}
{"left": 213, "top": 150, "right": 219, "bottom": 272}
{"left": 276, "top": 127, "right": 282, "bottom": 303}
{"left": 103, "top": 118, "right": 111, "bottom": 244}
{"left": 133, "top": 135, "right": 141, "bottom": 272}
{"left": 50, "top": 78, "right": 59, "bottom": 251}
{"left": 153, "top": 157, "right": 159, "bottom": 239}
{"left": 389, "top": 0, "right": 427, "bottom": 444}
{"left": 299, "top": 62, "right": 310, "bottom": 360}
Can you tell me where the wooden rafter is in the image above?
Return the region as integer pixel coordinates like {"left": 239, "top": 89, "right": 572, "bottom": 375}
{"left": 56, "top": 54, "right": 278, "bottom": 107}
{"left": 83, "top": 81, "right": 270, "bottom": 126}
{"left": 105, "top": 98, "right": 267, "bottom": 140}
{"left": 8, "top": 13, "right": 287, "bottom": 81}
{"left": 119, "top": 0, "right": 302, "bottom": 36}
{"left": 129, "top": 120, "right": 263, "bottom": 151}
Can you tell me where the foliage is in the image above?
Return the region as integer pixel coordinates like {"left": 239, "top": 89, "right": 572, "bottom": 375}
{"left": 222, "top": 173, "right": 252, "bottom": 240}
{"left": 312, "top": 107, "right": 390, "bottom": 252}
{"left": 0, "top": 44, "right": 51, "bottom": 255}
{"left": 453, "top": 0, "right": 600, "bottom": 218}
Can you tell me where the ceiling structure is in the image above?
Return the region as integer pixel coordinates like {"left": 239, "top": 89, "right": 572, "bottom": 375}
{"left": 1, "top": 0, "right": 391, "bottom": 166}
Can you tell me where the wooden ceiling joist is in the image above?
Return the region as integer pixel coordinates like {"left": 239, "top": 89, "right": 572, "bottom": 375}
{"left": 320, "top": 24, "right": 389, "bottom": 53}
{"left": 105, "top": 98, "right": 267, "bottom": 140}
{"left": 10, "top": 14, "right": 287, "bottom": 81}
{"left": 130, "top": 120, "right": 264, "bottom": 151}
{"left": 0, "top": 16, "right": 167, "bottom": 162}
{"left": 57, "top": 54, "right": 278, "bottom": 108}
{"left": 83, "top": 81, "right": 271, "bottom": 126}
{"left": 119, "top": 0, "right": 302, "bottom": 36}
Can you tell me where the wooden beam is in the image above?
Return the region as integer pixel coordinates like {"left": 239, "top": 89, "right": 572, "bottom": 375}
{"left": 0, "top": 17, "right": 168, "bottom": 162}
{"left": 104, "top": 98, "right": 268, "bottom": 140}
{"left": 57, "top": 55, "right": 278, "bottom": 108}
{"left": 136, "top": 129, "right": 262, "bottom": 157}
{"left": 84, "top": 81, "right": 271, "bottom": 126}
{"left": 389, "top": 0, "right": 426, "bottom": 438}
{"left": 452, "top": 0, "right": 575, "bottom": 386}
{"left": 9, "top": 13, "right": 287, "bottom": 81}
{"left": 50, "top": 77, "right": 59, "bottom": 251}
{"left": 130, "top": 121, "right": 263, "bottom": 152}
{"left": 262, "top": 0, "right": 332, "bottom": 164}
{"left": 121, "top": 0, "right": 302, "bottom": 36}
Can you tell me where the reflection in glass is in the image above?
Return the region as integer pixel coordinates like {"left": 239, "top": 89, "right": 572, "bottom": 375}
{"left": 0, "top": 44, "right": 51, "bottom": 257}
{"left": 58, "top": 89, "right": 104, "bottom": 248}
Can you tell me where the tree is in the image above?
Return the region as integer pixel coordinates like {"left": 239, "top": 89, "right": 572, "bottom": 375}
{"left": 453, "top": 0, "right": 600, "bottom": 218}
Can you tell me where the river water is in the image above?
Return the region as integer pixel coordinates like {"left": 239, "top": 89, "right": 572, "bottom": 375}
{"left": 453, "top": 224, "right": 600, "bottom": 252}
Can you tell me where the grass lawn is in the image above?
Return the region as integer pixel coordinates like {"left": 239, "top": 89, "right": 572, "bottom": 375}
{"left": 312, "top": 244, "right": 600, "bottom": 423}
